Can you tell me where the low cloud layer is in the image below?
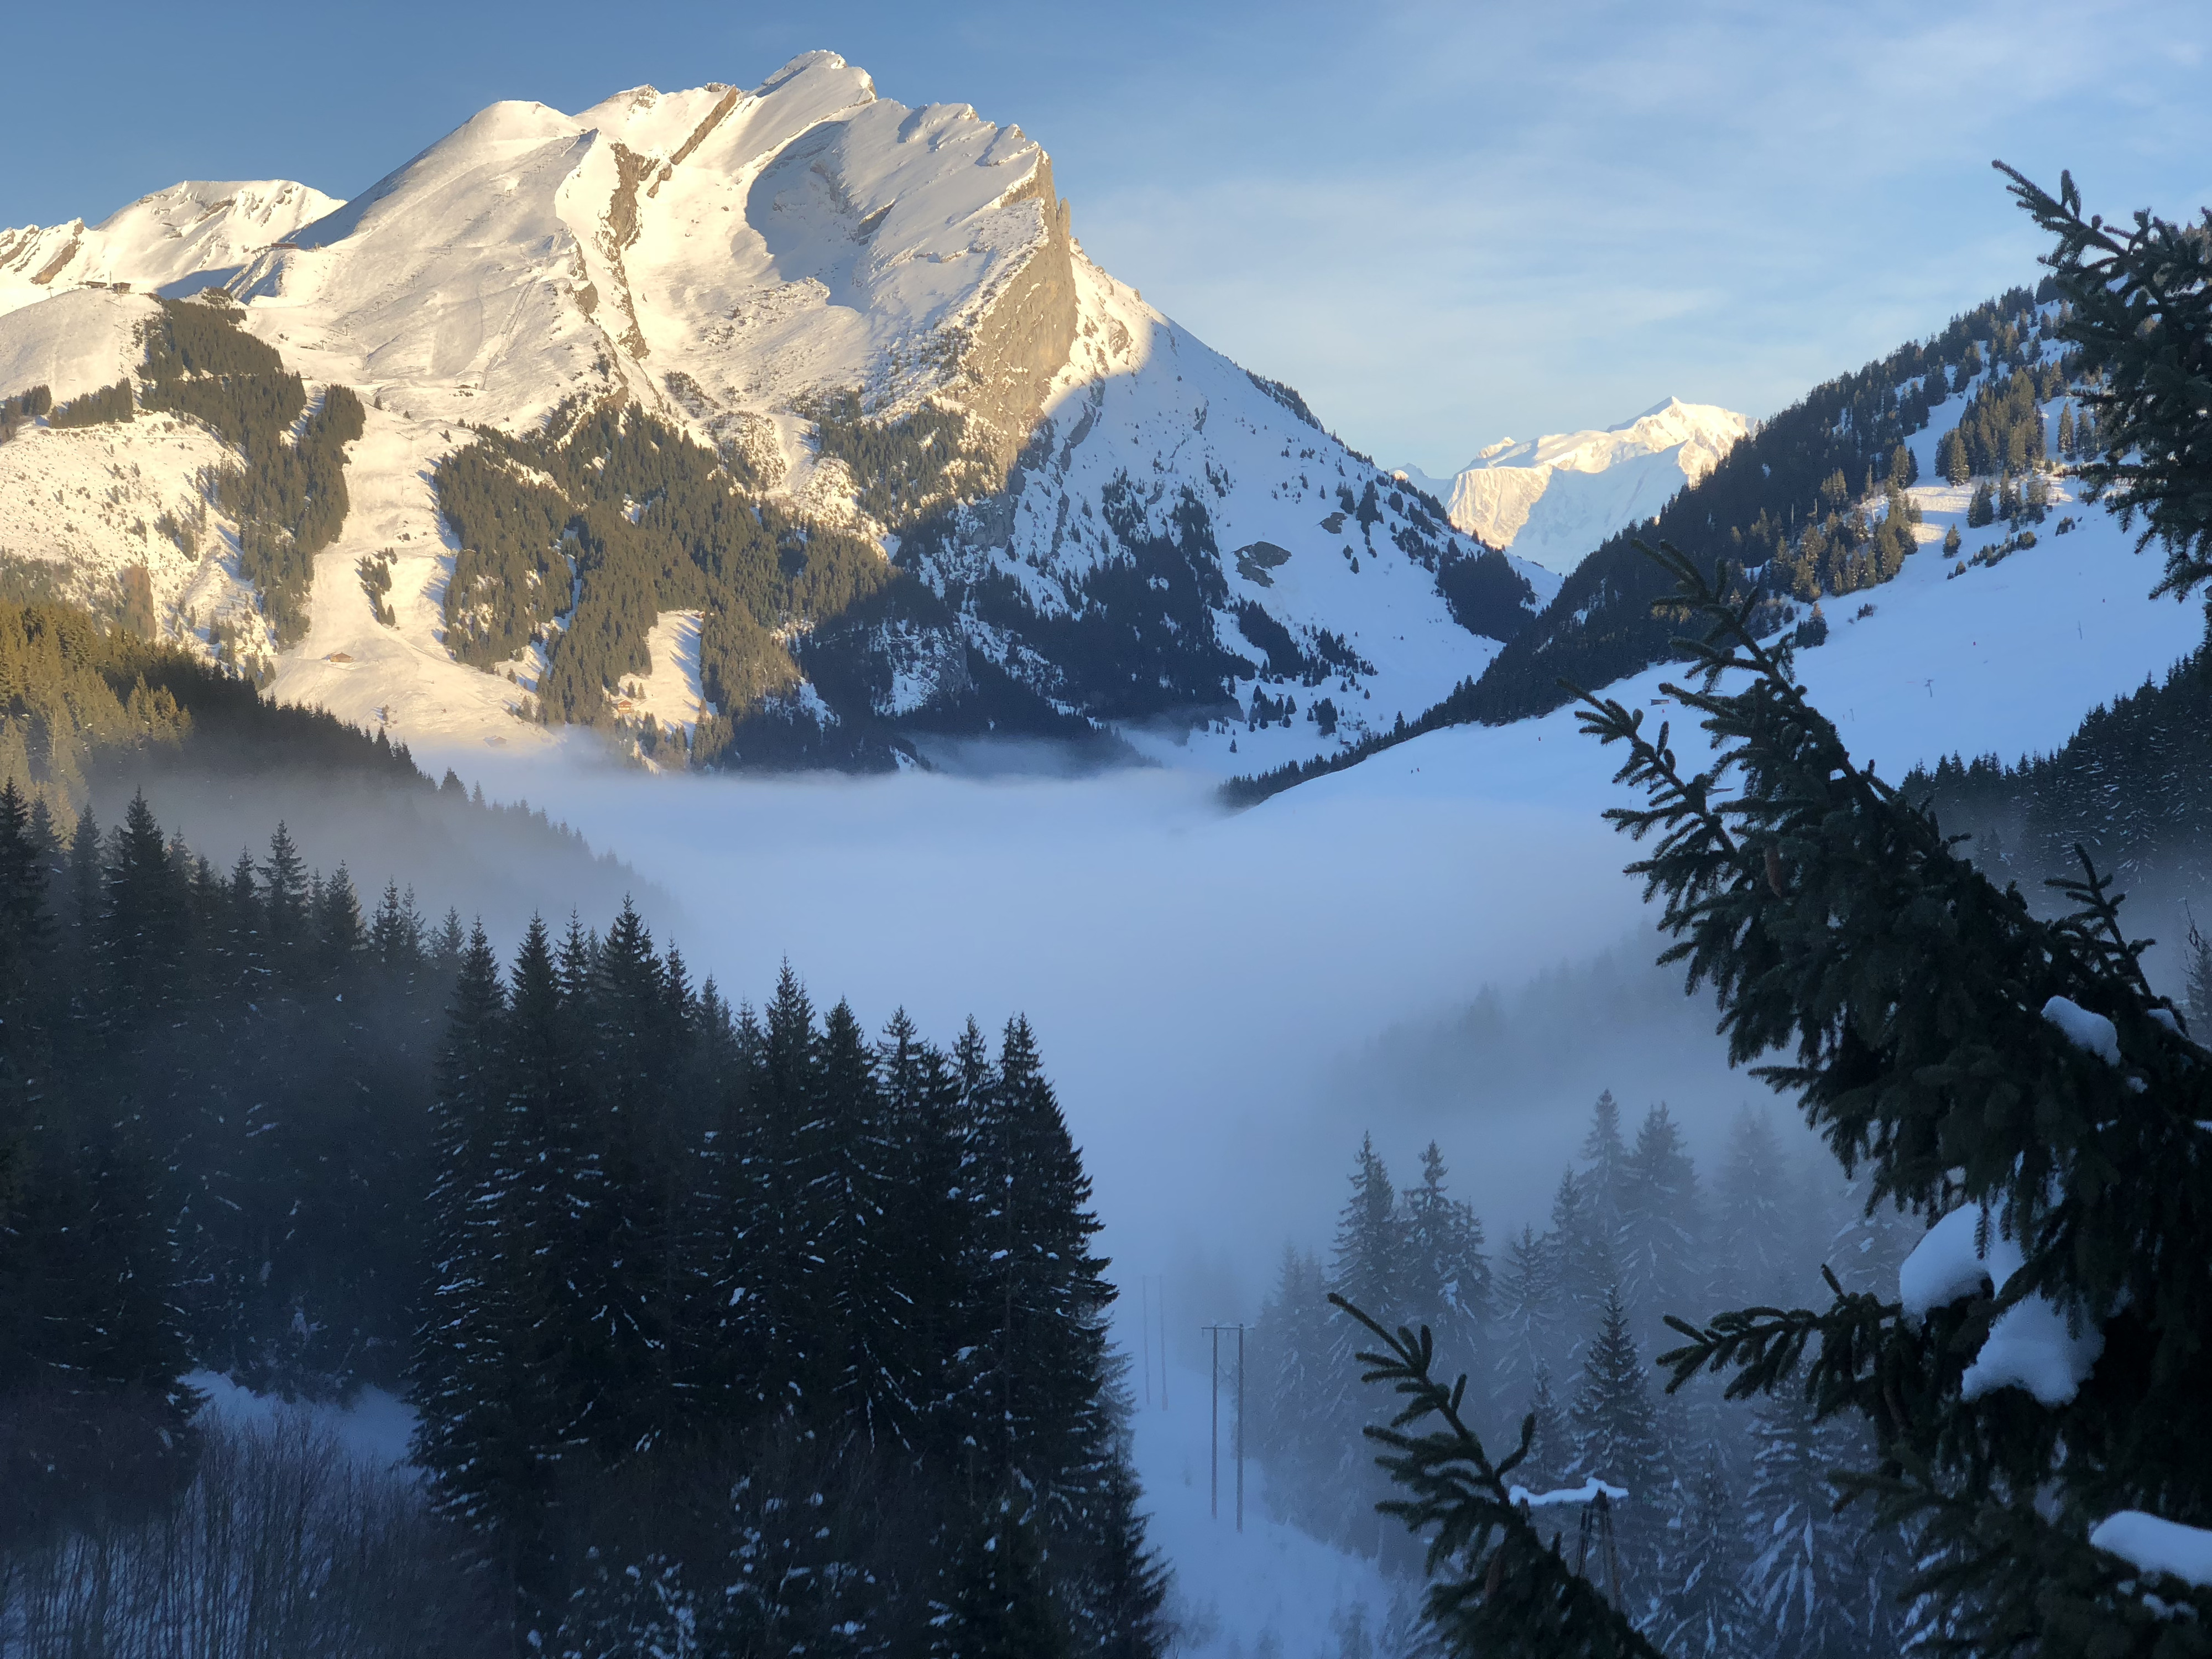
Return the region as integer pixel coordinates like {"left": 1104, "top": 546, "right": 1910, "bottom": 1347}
{"left": 425, "top": 739, "right": 1701, "bottom": 1313}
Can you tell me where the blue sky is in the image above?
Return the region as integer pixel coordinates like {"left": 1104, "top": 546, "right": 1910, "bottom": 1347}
{"left": 9, "top": 0, "right": 2206, "bottom": 472}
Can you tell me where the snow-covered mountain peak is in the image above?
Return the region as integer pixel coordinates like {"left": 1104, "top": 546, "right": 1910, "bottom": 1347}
{"left": 220, "top": 52, "right": 1062, "bottom": 453}
{"left": 1400, "top": 398, "right": 1749, "bottom": 574}
{"left": 0, "top": 53, "right": 1543, "bottom": 776}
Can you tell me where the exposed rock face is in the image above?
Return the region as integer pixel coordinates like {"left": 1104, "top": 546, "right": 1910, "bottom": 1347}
{"left": 954, "top": 157, "right": 1078, "bottom": 473}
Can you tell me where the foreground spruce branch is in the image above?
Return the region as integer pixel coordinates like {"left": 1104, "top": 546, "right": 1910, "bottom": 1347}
{"left": 1332, "top": 1295, "right": 1664, "bottom": 1659}
{"left": 1343, "top": 534, "right": 2212, "bottom": 1652}
{"left": 1995, "top": 163, "right": 2212, "bottom": 597}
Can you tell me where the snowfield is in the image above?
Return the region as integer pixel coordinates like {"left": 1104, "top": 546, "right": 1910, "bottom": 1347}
{"left": 0, "top": 408, "right": 261, "bottom": 638}
{"left": 261, "top": 403, "right": 559, "bottom": 752}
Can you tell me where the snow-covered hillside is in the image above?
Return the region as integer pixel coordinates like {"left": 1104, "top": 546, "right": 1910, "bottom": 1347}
{"left": 0, "top": 52, "right": 1545, "bottom": 772}
{"left": 1400, "top": 398, "right": 1749, "bottom": 575}
{"left": 1282, "top": 465, "right": 2197, "bottom": 827}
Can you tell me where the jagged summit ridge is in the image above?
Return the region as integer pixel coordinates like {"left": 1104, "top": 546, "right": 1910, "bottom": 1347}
{"left": 1401, "top": 397, "right": 1750, "bottom": 575}
{"left": 233, "top": 51, "right": 1072, "bottom": 466}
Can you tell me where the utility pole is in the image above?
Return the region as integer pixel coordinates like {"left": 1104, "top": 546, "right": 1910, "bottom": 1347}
{"left": 1208, "top": 1324, "right": 1219, "bottom": 1520}
{"left": 1202, "top": 1322, "right": 1247, "bottom": 1531}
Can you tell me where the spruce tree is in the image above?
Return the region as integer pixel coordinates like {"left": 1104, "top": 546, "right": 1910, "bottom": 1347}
{"left": 486, "top": 915, "right": 574, "bottom": 1613}
{"left": 1402, "top": 1140, "right": 1490, "bottom": 1378}
{"left": 1254, "top": 1245, "right": 1339, "bottom": 1519}
{"left": 411, "top": 923, "right": 523, "bottom": 1537}
{"left": 1520, "top": 1363, "right": 1568, "bottom": 1493}
{"left": 740, "top": 962, "right": 823, "bottom": 1408}
{"left": 1713, "top": 1108, "right": 1793, "bottom": 1308}
{"left": 1332, "top": 1133, "right": 1406, "bottom": 1324}
{"left": 1578, "top": 1091, "right": 1629, "bottom": 1234}
{"left": 2185, "top": 915, "right": 2212, "bottom": 1032}
{"left": 368, "top": 878, "right": 425, "bottom": 985}
{"left": 1490, "top": 1224, "right": 1562, "bottom": 1419}
{"left": 1082, "top": 1458, "right": 1172, "bottom": 1659}
{"left": 1568, "top": 1286, "right": 1670, "bottom": 1588}
{"left": 1547, "top": 1166, "right": 1614, "bottom": 1344}
{"left": 1617, "top": 1104, "right": 1699, "bottom": 1338}
{"left": 932, "top": 1492, "right": 1074, "bottom": 1659}
{"left": 0, "top": 780, "right": 53, "bottom": 1093}
{"left": 101, "top": 790, "right": 189, "bottom": 1022}
{"left": 259, "top": 820, "right": 310, "bottom": 971}
{"left": 1741, "top": 1389, "right": 1898, "bottom": 1659}
{"left": 1939, "top": 429, "right": 1971, "bottom": 486}
{"left": 1654, "top": 1447, "right": 1754, "bottom": 1659}
{"left": 876, "top": 1006, "right": 974, "bottom": 1454}
{"left": 570, "top": 897, "right": 678, "bottom": 1459}
{"left": 811, "top": 995, "right": 910, "bottom": 1440}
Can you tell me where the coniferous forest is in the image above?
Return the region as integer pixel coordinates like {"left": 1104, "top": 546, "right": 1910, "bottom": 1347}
{"left": 1253, "top": 1103, "right": 1916, "bottom": 1659}
{"left": 0, "top": 779, "right": 1164, "bottom": 1657}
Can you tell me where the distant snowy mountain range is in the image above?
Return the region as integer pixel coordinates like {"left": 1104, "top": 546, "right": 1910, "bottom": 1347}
{"left": 1397, "top": 398, "right": 1750, "bottom": 576}
{"left": 4, "top": 53, "right": 1708, "bottom": 777}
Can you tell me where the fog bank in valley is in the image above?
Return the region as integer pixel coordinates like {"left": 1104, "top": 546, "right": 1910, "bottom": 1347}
{"left": 422, "top": 739, "right": 1750, "bottom": 1317}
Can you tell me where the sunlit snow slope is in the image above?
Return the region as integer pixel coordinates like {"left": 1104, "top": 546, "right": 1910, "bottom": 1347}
{"left": 1400, "top": 398, "right": 1749, "bottom": 576}
{"left": 1284, "top": 473, "right": 2197, "bottom": 829}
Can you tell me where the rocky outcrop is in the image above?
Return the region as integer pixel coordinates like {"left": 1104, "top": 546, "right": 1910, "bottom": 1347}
{"left": 953, "top": 155, "right": 1078, "bottom": 474}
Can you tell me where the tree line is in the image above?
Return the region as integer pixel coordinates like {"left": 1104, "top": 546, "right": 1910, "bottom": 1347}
{"left": 435, "top": 401, "right": 893, "bottom": 741}
{"left": 0, "top": 383, "right": 53, "bottom": 442}
{"left": 138, "top": 296, "right": 364, "bottom": 645}
{"left": 1908, "top": 640, "right": 2212, "bottom": 912}
{"left": 4, "top": 296, "right": 364, "bottom": 647}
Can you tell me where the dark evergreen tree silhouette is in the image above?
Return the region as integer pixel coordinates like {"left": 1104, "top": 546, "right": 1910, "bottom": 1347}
{"left": 1569, "top": 1286, "right": 1671, "bottom": 1590}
